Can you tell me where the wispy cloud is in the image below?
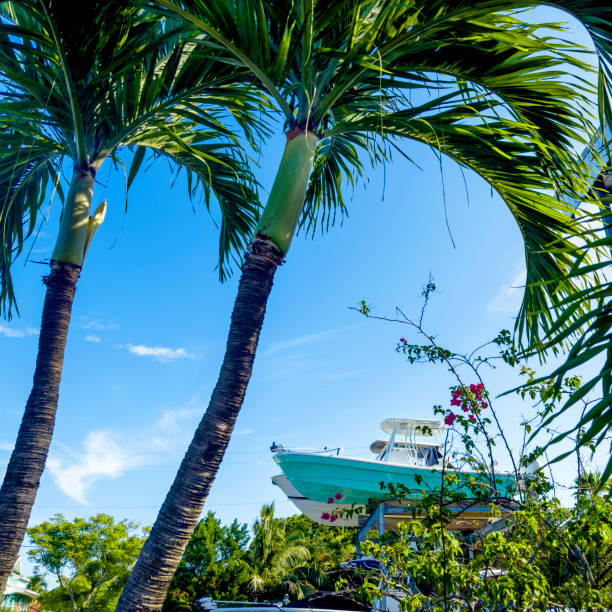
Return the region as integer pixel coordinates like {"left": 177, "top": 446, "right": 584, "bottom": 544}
{"left": 0, "top": 441, "right": 14, "bottom": 452}
{"left": 48, "top": 431, "right": 144, "bottom": 505}
{"left": 0, "top": 323, "right": 38, "bottom": 339}
{"left": 122, "top": 344, "right": 195, "bottom": 362}
{"left": 76, "top": 316, "right": 119, "bottom": 332}
{"left": 48, "top": 406, "right": 202, "bottom": 503}
{"left": 82, "top": 332, "right": 195, "bottom": 362}
{"left": 234, "top": 428, "right": 254, "bottom": 436}
{"left": 317, "top": 369, "right": 363, "bottom": 382}
{"left": 153, "top": 407, "right": 201, "bottom": 441}
{"left": 259, "top": 355, "right": 322, "bottom": 381}
{"left": 488, "top": 268, "right": 526, "bottom": 314}
{"left": 260, "top": 327, "right": 349, "bottom": 358}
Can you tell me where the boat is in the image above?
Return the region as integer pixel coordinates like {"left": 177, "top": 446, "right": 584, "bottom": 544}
{"left": 272, "top": 418, "right": 517, "bottom": 507}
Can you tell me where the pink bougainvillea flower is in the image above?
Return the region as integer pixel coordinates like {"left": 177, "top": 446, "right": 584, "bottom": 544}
{"left": 469, "top": 414, "right": 476, "bottom": 422}
{"left": 321, "top": 512, "right": 330, "bottom": 520}
{"left": 444, "top": 412, "right": 457, "bottom": 426}
{"left": 452, "top": 389, "right": 461, "bottom": 399}
{"left": 330, "top": 513, "right": 339, "bottom": 523}
{"left": 470, "top": 384, "right": 477, "bottom": 393}
{"left": 462, "top": 406, "right": 469, "bottom": 412}
{"left": 399, "top": 337, "right": 407, "bottom": 343}
{"left": 476, "top": 383, "right": 484, "bottom": 391}
{"left": 450, "top": 398, "right": 461, "bottom": 407}
{"left": 335, "top": 492, "right": 343, "bottom": 500}
{"left": 327, "top": 497, "right": 334, "bottom": 504}
{"left": 481, "top": 402, "right": 488, "bottom": 409}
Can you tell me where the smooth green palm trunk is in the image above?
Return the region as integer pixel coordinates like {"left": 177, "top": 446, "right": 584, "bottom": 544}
{"left": 0, "top": 169, "right": 95, "bottom": 594}
{"left": 116, "top": 130, "right": 317, "bottom": 612}
{"left": 257, "top": 130, "right": 319, "bottom": 253}
{"left": 52, "top": 170, "right": 95, "bottom": 265}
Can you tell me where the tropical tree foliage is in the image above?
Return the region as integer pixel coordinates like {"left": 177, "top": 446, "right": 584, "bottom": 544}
{"left": 119, "top": 1, "right": 612, "bottom": 608}
{"left": 163, "top": 507, "right": 355, "bottom": 611}
{"left": 352, "top": 476, "right": 612, "bottom": 611}
{"left": 164, "top": 512, "right": 252, "bottom": 608}
{"left": 26, "top": 514, "right": 147, "bottom": 612}
{"left": 0, "top": 0, "right": 262, "bottom": 594}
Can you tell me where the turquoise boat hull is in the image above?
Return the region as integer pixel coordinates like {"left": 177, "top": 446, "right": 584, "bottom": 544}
{"left": 274, "top": 453, "right": 516, "bottom": 505}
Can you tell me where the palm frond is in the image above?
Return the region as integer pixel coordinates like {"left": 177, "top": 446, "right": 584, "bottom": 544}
{"left": 299, "top": 131, "right": 386, "bottom": 236}
{"left": 527, "top": 219, "right": 612, "bottom": 486}
{"left": 134, "top": 120, "right": 260, "bottom": 278}
{"left": 0, "top": 125, "right": 63, "bottom": 315}
{"left": 326, "top": 96, "right": 593, "bottom": 345}
{"left": 74, "top": 0, "right": 609, "bottom": 344}
{"left": 531, "top": 0, "right": 612, "bottom": 128}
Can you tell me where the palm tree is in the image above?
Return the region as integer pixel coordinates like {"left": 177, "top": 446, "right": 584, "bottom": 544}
{"left": 0, "top": 0, "right": 262, "bottom": 593}
{"left": 118, "top": 1, "right": 612, "bottom": 608}
{"left": 247, "top": 504, "right": 312, "bottom": 600}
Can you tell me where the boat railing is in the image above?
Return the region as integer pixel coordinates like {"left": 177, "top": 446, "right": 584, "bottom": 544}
{"left": 197, "top": 598, "right": 286, "bottom": 610}
{"left": 270, "top": 442, "right": 343, "bottom": 456}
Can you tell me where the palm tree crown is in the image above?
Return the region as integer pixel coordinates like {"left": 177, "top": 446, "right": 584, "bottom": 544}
{"left": 155, "top": 0, "right": 609, "bottom": 343}
{"left": 0, "top": 0, "right": 263, "bottom": 315}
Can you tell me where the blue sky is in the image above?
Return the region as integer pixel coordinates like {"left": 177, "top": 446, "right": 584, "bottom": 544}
{"left": 0, "top": 6, "right": 608, "bottom": 574}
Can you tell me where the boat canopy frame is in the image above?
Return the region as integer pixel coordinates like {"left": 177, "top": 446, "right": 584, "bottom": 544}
{"left": 376, "top": 419, "right": 444, "bottom": 466}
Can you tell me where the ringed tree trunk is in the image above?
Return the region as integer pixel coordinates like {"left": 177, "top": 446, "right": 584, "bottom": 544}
{"left": 116, "top": 129, "right": 318, "bottom": 612}
{"left": 0, "top": 168, "right": 100, "bottom": 594}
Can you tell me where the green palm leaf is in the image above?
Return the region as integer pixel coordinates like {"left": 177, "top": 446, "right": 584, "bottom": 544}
{"left": 525, "top": 219, "right": 612, "bottom": 486}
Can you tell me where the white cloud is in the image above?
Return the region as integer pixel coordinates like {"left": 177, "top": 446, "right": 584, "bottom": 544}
{"left": 234, "top": 428, "right": 254, "bottom": 436}
{"left": 318, "top": 370, "right": 362, "bottom": 382}
{"left": 48, "top": 406, "right": 204, "bottom": 503}
{"left": 148, "top": 407, "right": 201, "bottom": 451}
{"left": 76, "top": 316, "right": 119, "bottom": 331}
{"left": 260, "top": 327, "right": 349, "bottom": 358}
{"left": 0, "top": 323, "right": 38, "bottom": 338}
{"left": 488, "top": 268, "right": 526, "bottom": 314}
{"left": 47, "top": 431, "right": 142, "bottom": 504}
{"left": 123, "top": 344, "right": 195, "bottom": 362}
{"left": 84, "top": 335, "right": 101, "bottom": 343}
{"left": 154, "top": 407, "right": 200, "bottom": 436}
{"left": 0, "top": 441, "right": 14, "bottom": 451}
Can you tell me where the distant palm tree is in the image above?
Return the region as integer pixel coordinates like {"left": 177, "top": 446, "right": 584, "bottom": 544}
{"left": 0, "top": 0, "right": 261, "bottom": 593}
{"left": 247, "top": 504, "right": 312, "bottom": 600}
{"left": 119, "top": 1, "right": 612, "bottom": 608}
{"left": 26, "top": 573, "right": 47, "bottom": 594}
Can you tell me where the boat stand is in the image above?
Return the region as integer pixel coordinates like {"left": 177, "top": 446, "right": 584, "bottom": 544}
{"left": 355, "top": 499, "right": 516, "bottom": 556}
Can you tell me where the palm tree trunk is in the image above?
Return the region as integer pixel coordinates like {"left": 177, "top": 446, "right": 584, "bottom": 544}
{"left": 116, "top": 129, "right": 317, "bottom": 612}
{"left": 0, "top": 260, "right": 81, "bottom": 595}
{"left": 0, "top": 169, "right": 94, "bottom": 594}
{"left": 116, "top": 237, "right": 284, "bottom": 611}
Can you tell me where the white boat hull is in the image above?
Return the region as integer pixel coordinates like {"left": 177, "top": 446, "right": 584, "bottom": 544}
{"left": 271, "top": 474, "right": 363, "bottom": 527}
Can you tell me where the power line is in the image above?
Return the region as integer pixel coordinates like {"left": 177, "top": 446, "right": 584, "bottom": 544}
{"left": 0, "top": 446, "right": 371, "bottom": 456}
{"left": 32, "top": 500, "right": 293, "bottom": 509}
